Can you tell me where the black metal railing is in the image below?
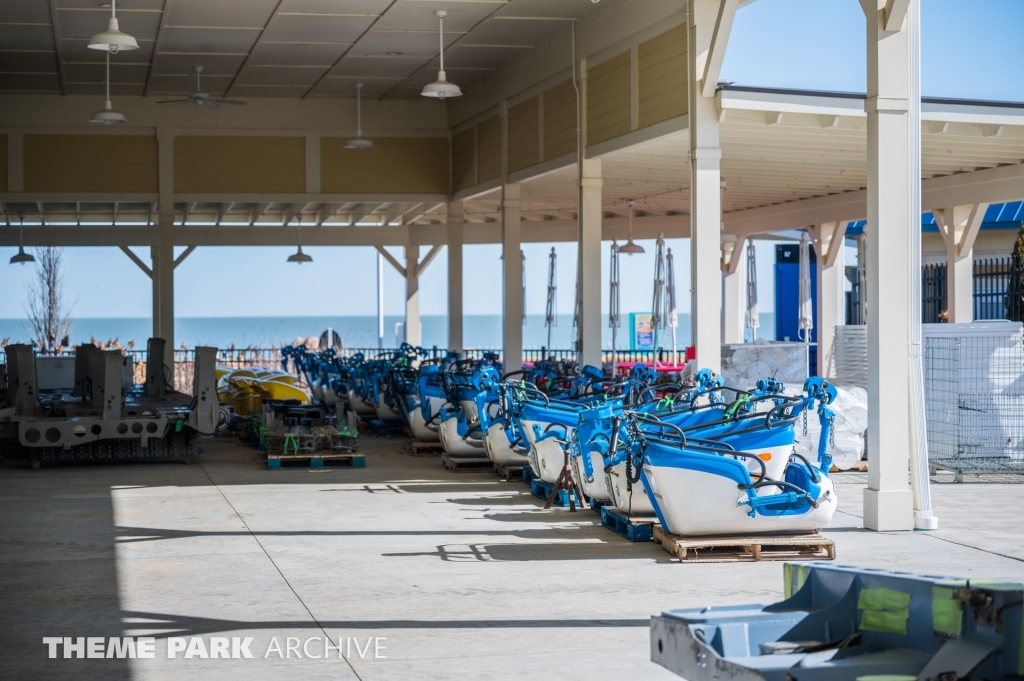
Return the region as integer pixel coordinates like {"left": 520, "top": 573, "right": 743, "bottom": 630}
{"left": 846, "top": 257, "right": 1024, "bottom": 324}
{"left": 975, "top": 257, "right": 1024, "bottom": 322}
{"left": 922, "top": 263, "right": 947, "bottom": 323}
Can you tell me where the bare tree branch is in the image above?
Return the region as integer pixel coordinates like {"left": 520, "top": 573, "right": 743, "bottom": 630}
{"left": 25, "top": 247, "right": 74, "bottom": 354}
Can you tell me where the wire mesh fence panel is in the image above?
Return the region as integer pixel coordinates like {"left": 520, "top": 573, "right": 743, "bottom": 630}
{"left": 924, "top": 334, "right": 1024, "bottom": 474}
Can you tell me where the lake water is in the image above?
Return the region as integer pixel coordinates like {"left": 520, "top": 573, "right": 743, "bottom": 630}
{"left": 0, "top": 313, "right": 776, "bottom": 351}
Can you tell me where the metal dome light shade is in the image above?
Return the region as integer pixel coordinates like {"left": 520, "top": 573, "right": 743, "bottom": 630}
{"left": 287, "top": 218, "right": 312, "bottom": 263}
{"left": 88, "top": 0, "right": 138, "bottom": 54}
{"left": 90, "top": 53, "right": 126, "bottom": 125}
{"left": 10, "top": 215, "right": 34, "bottom": 265}
{"left": 618, "top": 200, "right": 645, "bottom": 254}
{"left": 10, "top": 247, "right": 34, "bottom": 265}
{"left": 421, "top": 11, "right": 462, "bottom": 100}
{"left": 344, "top": 83, "right": 374, "bottom": 150}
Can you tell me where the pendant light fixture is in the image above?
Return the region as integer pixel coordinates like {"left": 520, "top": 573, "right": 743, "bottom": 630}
{"left": 90, "top": 52, "right": 126, "bottom": 125}
{"left": 421, "top": 10, "right": 462, "bottom": 100}
{"left": 10, "top": 214, "right": 35, "bottom": 265}
{"left": 88, "top": 0, "right": 139, "bottom": 54}
{"left": 287, "top": 217, "right": 312, "bottom": 263}
{"left": 618, "top": 200, "right": 645, "bottom": 254}
{"left": 344, "top": 83, "right": 374, "bottom": 150}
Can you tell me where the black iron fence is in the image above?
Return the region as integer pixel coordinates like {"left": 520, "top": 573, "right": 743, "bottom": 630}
{"left": 848, "top": 257, "right": 1024, "bottom": 324}
{"left": 975, "top": 257, "right": 1024, "bottom": 322}
{"left": 922, "top": 263, "right": 947, "bottom": 323}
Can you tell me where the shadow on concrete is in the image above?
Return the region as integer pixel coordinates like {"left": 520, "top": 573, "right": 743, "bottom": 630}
{"left": 444, "top": 495, "right": 538, "bottom": 506}
{"left": 479, "top": 511, "right": 596, "bottom": 524}
{"left": 112, "top": 524, "right": 609, "bottom": 543}
{"left": 119, "top": 611, "right": 650, "bottom": 637}
{"left": 383, "top": 541, "right": 668, "bottom": 562}
{"left": 0, "top": 471, "right": 131, "bottom": 680}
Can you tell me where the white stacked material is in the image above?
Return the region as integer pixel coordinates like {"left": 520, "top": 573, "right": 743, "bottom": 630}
{"left": 794, "top": 386, "right": 868, "bottom": 471}
{"left": 721, "top": 340, "right": 809, "bottom": 391}
{"left": 831, "top": 325, "right": 867, "bottom": 389}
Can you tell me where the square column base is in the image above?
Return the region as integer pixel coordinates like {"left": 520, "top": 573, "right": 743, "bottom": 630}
{"left": 863, "top": 488, "right": 913, "bottom": 531}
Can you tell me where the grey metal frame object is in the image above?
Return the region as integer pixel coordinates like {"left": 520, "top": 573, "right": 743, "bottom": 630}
{"left": 73, "top": 344, "right": 101, "bottom": 399}
{"left": 650, "top": 561, "right": 1024, "bottom": 680}
{"left": 1, "top": 341, "right": 213, "bottom": 461}
{"left": 18, "top": 413, "right": 170, "bottom": 449}
{"left": 187, "top": 346, "right": 218, "bottom": 435}
{"left": 4, "top": 345, "right": 41, "bottom": 417}
{"left": 145, "top": 337, "right": 167, "bottom": 398}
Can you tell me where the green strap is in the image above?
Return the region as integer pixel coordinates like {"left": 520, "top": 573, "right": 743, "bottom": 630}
{"left": 931, "top": 586, "right": 962, "bottom": 637}
{"left": 283, "top": 433, "right": 298, "bottom": 455}
{"left": 783, "top": 563, "right": 808, "bottom": 599}
{"left": 175, "top": 419, "right": 182, "bottom": 432}
{"left": 858, "top": 587, "right": 911, "bottom": 634}
{"left": 725, "top": 394, "right": 751, "bottom": 418}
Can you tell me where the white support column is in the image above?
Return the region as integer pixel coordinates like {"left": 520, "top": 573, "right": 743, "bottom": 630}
{"left": 579, "top": 158, "right": 603, "bottom": 368}
{"left": 404, "top": 245, "right": 421, "bottom": 347}
{"left": 934, "top": 203, "right": 987, "bottom": 323}
{"left": 688, "top": 0, "right": 730, "bottom": 374}
{"left": 809, "top": 221, "right": 849, "bottom": 376}
{"left": 447, "top": 201, "right": 464, "bottom": 352}
{"left": 862, "top": 0, "right": 914, "bottom": 531}
{"left": 502, "top": 183, "right": 523, "bottom": 372}
{"left": 156, "top": 130, "right": 175, "bottom": 378}
{"left": 150, "top": 245, "right": 160, "bottom": 338}
{"left": 720, "top": 234, "right": 746, "bottom": 344}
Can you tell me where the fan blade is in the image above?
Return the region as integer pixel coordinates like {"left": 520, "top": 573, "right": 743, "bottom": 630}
{"left": 210, "top": 99, "right": 246, "bottom": 106}
{"left": 157, "top": 99, "right": 192, "bottom": 104}
{"left": 201, "top": 99, "right": 220, "bottom": 110}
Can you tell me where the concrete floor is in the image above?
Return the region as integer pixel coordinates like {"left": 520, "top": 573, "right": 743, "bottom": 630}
{"left": 2, "top": 435, "right": 1023, "bottom": 681}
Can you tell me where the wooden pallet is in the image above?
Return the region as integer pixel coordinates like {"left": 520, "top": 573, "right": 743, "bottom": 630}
{"left": 410, "top": 440, "right": 444, "bottom": 455}
{"left": 267, "top": 453, "right": 366, "bottom": 470}
{"left": 652, "top": 525, "right": 835, "bottom": 563}
{"left": 493, "top": 462, "right": 524, "bottom": 481}
{"left": 600, "top": 507, "right": 657, "bottom": 542}
{"left": 441, "top": 453, "right": 493, "bottom": 472}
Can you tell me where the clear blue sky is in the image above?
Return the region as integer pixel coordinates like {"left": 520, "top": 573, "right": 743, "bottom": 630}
{"left": 1, "top": 0, "right": 1021, "bottom": 321}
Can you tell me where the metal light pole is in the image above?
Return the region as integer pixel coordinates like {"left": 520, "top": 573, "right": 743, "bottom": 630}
{"left": 609, "top": 241, "right": 621, "bottom": 373}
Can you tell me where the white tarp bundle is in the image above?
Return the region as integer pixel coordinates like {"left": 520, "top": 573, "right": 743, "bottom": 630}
{"left": 794, "top": 385, "right": 868, "bottom": 471}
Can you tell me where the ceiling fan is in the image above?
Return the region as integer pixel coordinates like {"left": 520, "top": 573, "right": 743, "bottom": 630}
{"left": 157, "top": 66, "right": 245, "bottom": 110}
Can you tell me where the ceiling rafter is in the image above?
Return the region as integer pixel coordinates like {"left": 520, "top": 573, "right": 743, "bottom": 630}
{"left": 215, "top": 202, "right": 234, "bottom": 226}
{"left": 224, "top": 0, "right": 288, "bottom": 98}
{"left": 404, "top": 202, "right": 444, "bottom": 225}
{"left": 281, "top": 202, "right": 308, "bottom": 225}
{"left": 143, "top": 0, "right": 172, "bottom": 97}
{"left": 249, "top": 203, "right": 270, "bottom": 226}
{"left": 315, "top": 202, "right": 340, "bottom": 226}
{"left": 46, "top": 0, "right": 67, "bottom": 96}
{"left": 302, "top": 0, "right": 399, "bottom": 99}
